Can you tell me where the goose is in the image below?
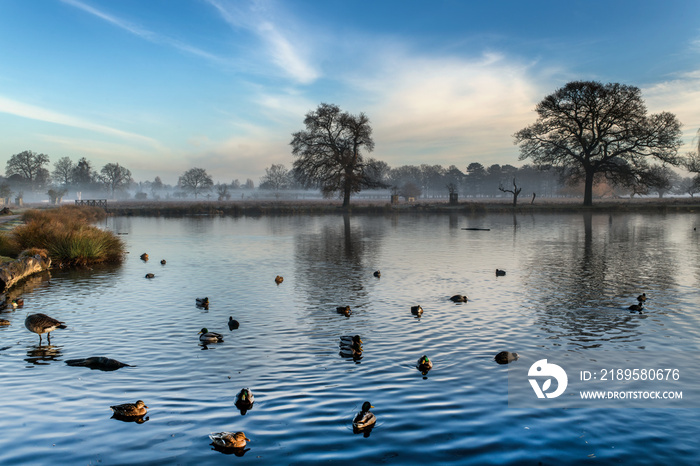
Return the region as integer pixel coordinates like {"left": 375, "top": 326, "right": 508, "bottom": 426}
{"left": 416, "top": 355, "right": 433, "bottom": 373}
{"left": 411, "top": 305, "right": 423, "bottom": 316}
{"left": 494, "top": 351, "right": 519, "bottom": 364}
{"left": 228, "top": 317, "right": 240, "bottom": 330}
{"left": 209, "top": 432, "right": 250, "bottom": 449}
{"left": 110, "top": 400, "right": 147, "bottom": 417}
{"left": 199, "top": 328, "right": 224, "bottom": 343}
{"left": 450, "top": 295, "right": 468, "bottom": 303}
{"left": 235, "top": 388, "right": 255, "bottom": 411}
{"left": 25, "top": 313, "right": 66, "bottom": 344}
{"left": 352, "top": 401, "right": 376, "bottom": 430}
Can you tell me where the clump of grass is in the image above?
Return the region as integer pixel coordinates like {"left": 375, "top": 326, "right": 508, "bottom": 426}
{"left": 11, "top": 206, "right": 124, "bottom": 266}
{"left": 0, "top": 232, "right": 21, "bottom": 257}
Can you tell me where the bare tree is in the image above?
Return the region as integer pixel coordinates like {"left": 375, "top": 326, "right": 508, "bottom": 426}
{"left": 5, "top": 150, "right": 50, "bottom": 189}
{"left": 178, "top": 167, "right": 213, "bottom": 199}
{"left": 52, "top": 157, "right": 74, "bottom": 187}
{"left": 499, "top": 178, "right": 523, "bottom": 206}
{"left": 259, "top": 164, "right": 290, "bottom": 191}
{"left": 291, "top": 103, "right": 386, "bottom": 207}
{"left": 514, "top": 81, "right": 683, "bottom": 206}
{"left": 100, "top": 163, "right": 132, "bottom": 198}
{"left": 215, "top": 182, "right": 231, "bottom": 201}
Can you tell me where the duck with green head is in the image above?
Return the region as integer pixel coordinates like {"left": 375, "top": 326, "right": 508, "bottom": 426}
{"left": 353, "top": 401, "right": 376, "bottom": 430}
{"left": 199, "top": 328, "right": 224, "bottom": 343}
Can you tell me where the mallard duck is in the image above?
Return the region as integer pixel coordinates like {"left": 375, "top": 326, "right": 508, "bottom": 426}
{"left": 637, "top": 293, "right": 647, "bottom": 303}
{"left": 353, "top": 401, "right": 376, "bottom": 430}
{"left": 450, "top": 294, "right": 468, "bottom": 303}
{"left": 494, "top": 351, "right": 519, "bottom": 364}
{"left": 11, "top": 298, "right": 24, "bottom": 308}
{"left": 235, "top": 388, "right": 255, "bottom": 411}
{"left": 145, "top": 273, "right": 155, "bottom": 279}
{"left": 140, "top": 253, "right": 149, "bottom": 261}
{"left": 337, "top": 306, "right": 351, "bottom": 316}
{"left": 0, "top": 319, "right": 9, "bottom": 326}
{"left": 373, "top": 270, "right": 381, "bottom": 278}
{"left": 629, "top": 303, "right": 643, "bottom": 313}
{"left": 411, "top": 305, "right": 423, "bottom": 316}
{"left": 199, "top": 328, "right": 224, "bottom": 343}
{"left": 275, "top": 275, "right": 284, "bottom": 284}
{"left": 340, "top": 335, "right": 362, "bottom": 347}
{"left": 196, "top": 297, "right": 209, "bottom": 307}
{"left": 339, "top": 341, "right": 363, "bottom": 358}
{"left": 496, "top": 269, "right": 506, "bottom": 276}
{"left": 228, "top": 316, "right": 240, "bottom": 330}
{"left": 25, "top": 313, "right": 66, "bottom": 344}
{"left": 209, "top": 431, "right": 250, "bottom": 449}
{"left": 160, "top": 259, "right": 166, "bottom": 265}
{"left": 416, "top": 355, "right": 433, "bottom": 373}
{"left": 110, "top": 400, "right": 148, "bottom": 417}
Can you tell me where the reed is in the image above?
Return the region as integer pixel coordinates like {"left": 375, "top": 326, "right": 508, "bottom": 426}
{"left": 11, "top": 206, "right": 124, "bottom": 266}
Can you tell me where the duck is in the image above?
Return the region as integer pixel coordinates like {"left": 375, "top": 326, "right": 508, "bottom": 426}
{"left": 494, "top": 351, "right": 519, "bottom": 364}
{"left": 160, "top": 259, "right": 166, "bottom": 265}
{"left": 0, "top": 319, "right": 9, "bottom": 326}
{"left": 275, "top": 275, "right": 284, "bottom": 284}
{"left": 352, "top": 401, "right": 376, "bottom": 430}
{"left": 140, "top": 253, "right": 149, "bottom": 261}
{"left": 411, "top": 305, "right": 423, "bottom": 316}
{"left": 373, "top": 270, "right": 381, "bottom": 278}
{"left": 340, "top": 335, "right": 362, "bottom": 347}
{"left": 637, "top": 293, "right": 647, "bottom": 303}
{"left": 199, "top": 328, "right": 224, "bottom": 343}
{"left": 25, "top": 313, "right": 66, "bottom": 344}
{"left": 145, "top": 273, "right": 155, "bottom": 279}
{"left": 337, "top": 306, "right": 351, "bottom": 317}
{"left": 629, "top": 303, "right": 643, "bottom": 313}
{"left": 228, "top": 316, "right": 240, "bottom": 330}
{"left": 339, "top": 341, "right": 363, "bottom": 358}
{"left": 110, "top": 400, "right": 148, "bottom": 417}
{"left": 496, "top": 269, "right": 506, "bottom": 277}
{"left": 235, "top": 388, "right": 255, "bottom": 411}
{"left": 450, "top": 294, "right": 468, "bottom": 303}
{"left": 66, "top": 356, "right": 131, "bottom": 371}
{"left": 209, "top": 431, "right": 250, "bottom": 449}
{"left": 11, "top": 298, "right": 24, "bottom": 308}
{"left": 196, "top": 297, "right": 209, "bottom": 307}
{"left": 416, "top": 355, "right": 433, "bottom": 373}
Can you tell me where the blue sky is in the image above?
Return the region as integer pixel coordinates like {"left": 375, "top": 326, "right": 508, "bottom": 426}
{"left": 1, "top": 0, "right": 699, "bottom": 185}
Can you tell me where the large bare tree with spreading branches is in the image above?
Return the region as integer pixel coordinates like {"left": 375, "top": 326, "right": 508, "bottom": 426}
{"left": 514, "top": 81, "right": 683, "bottom": 205}
{"left": 291, "top": 103, "right": 387, "bottom": 207}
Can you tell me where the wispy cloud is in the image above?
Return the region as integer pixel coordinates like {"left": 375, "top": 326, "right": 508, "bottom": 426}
{"left": 60, "top": 0, "right": 223, "bottom": 63}
{"left": 0, "top": 95, "right": 165, "bottom": 150}
{"left": 205, "top": 0, "right": 319, "bottom": 84}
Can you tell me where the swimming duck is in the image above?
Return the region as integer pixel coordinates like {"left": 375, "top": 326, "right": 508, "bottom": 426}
{"left": 235, "top": 388, "right": 255, "bottom": 411}
{"left": 629, "top": 303, "right": 643, "bottom": 313}
{"left": 0, "top": 319, "right": 9, "bottom": 326}
{"left": 637, "top": 293, "right": 647, "bottom": 303}
{"left": 339, "top": 341, "right": 363, "bottom": 358}
{"left": 337, "top": 306, "right": 351, "bottom": 317}
{"left": 12, "top": 298, "right": 24, "bottom": 308}
{"left": 496, "top": 269, "right": 506, "bottom": 276}
{"left": 140, "top": 253, "right": 149, "bottom": 261}
{"left": 494, "top": 351, "right": 519, "bottom": 364}
{"left": 66, "top": 356, "right": 131, "bottom": 371}
{"left": 199, "top": 328, "right": 224, "bottom": 343}
{"left": 25, "top": 313, "right": 66, "bottom": 344}
{"left": 196, "top": 297, "right": 209, "bottom": 307}
{"left": 110, "top": 400, "right": 148, "bottom": 417}
{"left": 353, "top": 401, "right": 376, "bottom": 430}
{"left": 450, "top": 295, "right": 468, "bottom": 303}
{"left": 228, "top": 316, "right": 240, "bottom": 330}
{"left": 145, "top": 273, "right": 155, "bottom": 279}
{"left": 340, "top": 335, "right": 362, "bottom": 347}
{"left": 209, "top": 431, "right": 250, "bottom": 449}
{"left": 411, "top": 305, "right": 423, "bottom": 316}
{"left": 160, "top": 259, "right": 166, "bottom": 265}
{"left": 373, "top": 270, "right": 381, "bottom": 278}
{"left": 275, "top": 275, "right": 284, "bottom": 284}
{"left": 416, "top": 355, "right": 433, "bottom": 373}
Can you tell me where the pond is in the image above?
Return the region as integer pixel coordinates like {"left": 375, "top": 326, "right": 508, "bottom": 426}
{"left": 0, "top": 212, "right": 699, "bottom": 464}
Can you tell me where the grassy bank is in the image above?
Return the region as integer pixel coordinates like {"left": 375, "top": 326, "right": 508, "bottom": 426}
{"left": 102, "top": 197, "right": 700, "bottom": 217}
{"left": 0, "top": 205, "right": 125, "bottom": 266}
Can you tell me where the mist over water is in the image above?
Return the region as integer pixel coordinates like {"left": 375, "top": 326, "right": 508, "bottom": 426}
{"left": 0, "top": 212, "right": 698, "bottom": 464}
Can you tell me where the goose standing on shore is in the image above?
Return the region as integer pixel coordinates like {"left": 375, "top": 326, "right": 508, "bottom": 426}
{"left": 25, "top": 313, "right": 66, "bottom": 344}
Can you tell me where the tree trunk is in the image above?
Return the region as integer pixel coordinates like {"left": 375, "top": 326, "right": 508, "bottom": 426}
{"left": 583, "top": 169, "right": 595, "bottom": 206}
